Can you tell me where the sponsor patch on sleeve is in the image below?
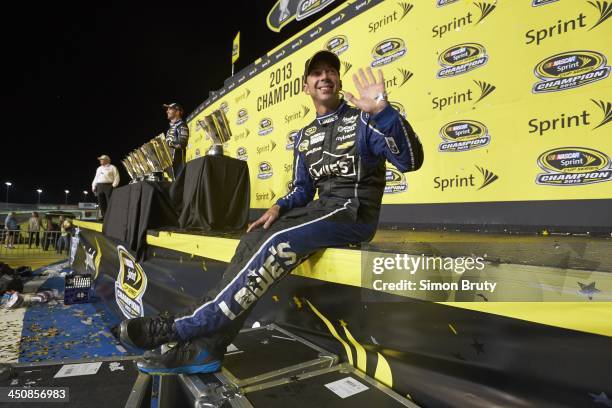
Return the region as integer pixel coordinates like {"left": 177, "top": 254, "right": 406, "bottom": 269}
{"left": 385, "top": 136, "right": 400, "bottom": 154}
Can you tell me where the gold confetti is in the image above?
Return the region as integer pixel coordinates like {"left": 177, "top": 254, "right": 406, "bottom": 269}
{"left": 292, "top": 296, "right": 302, "bottom": 309}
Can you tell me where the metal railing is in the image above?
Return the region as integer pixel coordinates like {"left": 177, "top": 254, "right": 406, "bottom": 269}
{"left": 0, "top": 230, "right": 69, "bottom": 259}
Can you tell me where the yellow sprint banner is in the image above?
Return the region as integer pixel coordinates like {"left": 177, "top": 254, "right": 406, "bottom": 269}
{"left": 186, "top": 0, "right": 611, "bottom": 209}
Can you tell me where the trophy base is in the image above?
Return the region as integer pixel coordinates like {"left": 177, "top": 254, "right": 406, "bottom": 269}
{"left": 146, "top": 172, "right": 164, "bottom": 182}
{"left": 207, "top": 144, "right": 224, "bottom": 156}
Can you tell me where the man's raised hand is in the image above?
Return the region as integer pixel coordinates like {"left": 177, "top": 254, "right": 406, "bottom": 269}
{"left": 344, "top": 67, "right": 388, "bottom": 115}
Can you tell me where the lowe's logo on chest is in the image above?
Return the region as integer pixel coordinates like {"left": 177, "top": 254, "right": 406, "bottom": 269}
{"left": 309, "top": 152, "right": 356, "bottom": 178}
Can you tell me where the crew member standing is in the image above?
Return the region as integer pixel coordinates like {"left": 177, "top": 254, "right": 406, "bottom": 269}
{"left": 164, "top": 102, "right": 189, "bottom": 179}
{"left": 92, "top": 154, "right": 120, "bottom": 219}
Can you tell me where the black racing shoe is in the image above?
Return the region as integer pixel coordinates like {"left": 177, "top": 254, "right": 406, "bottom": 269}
{"left": 136, "top": 339, "right": 222, "bottom": 375}
{"left": 118, "top": 312, "right": 179, "bottom": 350}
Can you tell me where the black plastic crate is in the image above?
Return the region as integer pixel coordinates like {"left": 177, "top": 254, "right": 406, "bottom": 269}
{"left": 64, "top": 274, "right": 93, "bottom": 305}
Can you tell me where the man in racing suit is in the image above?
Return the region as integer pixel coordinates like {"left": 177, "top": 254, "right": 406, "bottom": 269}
{"left": 164, "top": 102, "right": 189, "bottom": 179}
{"left": 119, "top": 50, "right": 424, "bottom": 375}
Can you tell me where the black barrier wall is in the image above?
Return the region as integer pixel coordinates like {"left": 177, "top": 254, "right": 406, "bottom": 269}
{"left": 73, "top": 228, "right": 612, "bottom": 407}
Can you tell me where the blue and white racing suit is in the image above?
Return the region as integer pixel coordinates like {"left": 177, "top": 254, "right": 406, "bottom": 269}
{"left": 166, "top": 119, "right": 189, "bottom": 178}
{"left": 173, "top": 100, "right": 424, "bottom": 358}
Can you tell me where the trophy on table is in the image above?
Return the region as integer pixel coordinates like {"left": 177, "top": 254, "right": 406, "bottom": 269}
{"left": 132, "top": 150, "right": 149, "bottom": 180}
{"left": 133, "top": 149, "right": 154, "bottom": 180}
{"left": 126, "top": 152, "right": 144, "bottom": 182}
{"left": 140, "top": 142, "right": 164, "bottom": 182}
{"left": 201, "top": 108, "right": 232, "bottom": 156}
{"left": 122, "top": 159, "right": 137, "bottom": 184}
{"left": 151, "top": 134, "right": 175, "bottom": 181}
{"left": 122, "top": 133, "right": 178, "bottom": 183}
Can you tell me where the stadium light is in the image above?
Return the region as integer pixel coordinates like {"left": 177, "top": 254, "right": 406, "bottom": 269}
{"left": 36, "top": 189, "right": 43, "bottom": 204}
{"left": 5, "top": 182, "right": 12, "bottom": 203}
{"left": 64, "top": 190, "right": 70, "bottom": 205}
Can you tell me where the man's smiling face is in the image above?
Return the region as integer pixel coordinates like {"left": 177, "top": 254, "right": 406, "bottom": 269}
{"left": 304, "top": 60, "right": 341, "bottom": 104}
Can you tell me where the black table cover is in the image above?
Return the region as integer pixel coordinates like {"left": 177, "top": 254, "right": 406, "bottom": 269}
{"left": 172, "top": 155, "right": 249, "bottom": 231}
{"left": 103, "top": 181, "right": 178, "bottom": 258}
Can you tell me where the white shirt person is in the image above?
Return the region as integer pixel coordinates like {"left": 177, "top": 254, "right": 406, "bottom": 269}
{"left": 92, "top": 154, "right": 120, "bottom": 219}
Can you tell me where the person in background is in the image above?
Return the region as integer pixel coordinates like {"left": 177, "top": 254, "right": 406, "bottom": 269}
{"left": 163, "top": 102, "right": 189, "bottom": 179}
{"left": 92, "top": 154, "right": 120, "bottom": 219}
{"left": 4, "top": 212, "right": 18, "bottom": 249}
{"left": 42, "top": 215, "right": 54, "bottom": 251}
{"left": 55, "top": 216, "right": 65, "bottom": 253}
{"left": 56, "top": 216, "right": 73, "bottom": 255}
{"left": 28, "top": 212, "right": 41, "bottom": 249}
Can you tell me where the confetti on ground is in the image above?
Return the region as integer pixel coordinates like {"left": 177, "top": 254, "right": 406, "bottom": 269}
{"left": 1, "top": 261, "right": 139, "bottom": 364}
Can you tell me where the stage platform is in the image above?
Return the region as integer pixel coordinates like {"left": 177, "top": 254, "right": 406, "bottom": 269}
{"left": 66, "top": 220, "right": 612, "bottom": 407}
{"left": 76, "top": 219, "right": 612, "bottom": 268}
{"left": 75, "top": 220, "right": 612, "bottom": 336}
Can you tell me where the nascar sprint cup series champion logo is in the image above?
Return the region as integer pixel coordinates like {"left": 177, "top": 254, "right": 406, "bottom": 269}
{"left": 371, "top": 38, "right": 407, "bottom": 67}
{"left": 326, "top": 35, "right": 349, "bottom": 55}
{"left": 115, "top": 245, "right": 148, "bottom": 319}
{"left": 236, "top": 108, "right": 249, "bottom": 125}
{"left": 535, "top": 147, "right": 612, "bottom": 186}
{"left": 258, "top": 162, "right": 274, "bottom": 179}
{"left": 532, "top": 50, "right": 610, "bottom": 93}
{"left": 385, "top": 168, "right": 408, "bottom": 193}
{"left": 437, "top": 43, "right": 488, "bottom": 78}
{"left": 438, "top": 120, "right": 491, "bottom": 152}
{"left": 258, "top": 118, "right": 274, "bottom": 136}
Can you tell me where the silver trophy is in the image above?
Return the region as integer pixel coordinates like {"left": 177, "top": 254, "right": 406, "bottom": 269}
{"left": 140, "top": 142, "right": 164, "bottom": 181}
{"left": 151, "top": 134, "right": 175, "bottom": 180}
{"left": 122, "top": 159, "right": 137, "bottom": 183}
{"left": 152, "top": 134, "right": 174, "bottom": 169}
{"left": 132, "top": 150, "right": 150, "bottom": 179}
{"left": 127, "top": 153, "right": 144, "bottom": 181}
{"left": 202, "top": 108, "right": 232, "bottom": 156}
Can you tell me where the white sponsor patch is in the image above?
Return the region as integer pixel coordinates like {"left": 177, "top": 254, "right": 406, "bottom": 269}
{"left": 319, "top": 114, "right": 338, "bottom": 124}
{"left": 310, "top": 132, "right": 326, "bottom": 145}
{"left": 305, "top": 146, "right": 322, "bottom": 157}
{"left": 337, "top": 123, "right": 357, "bottom": 133}
{"left": 385, "top": 136, "right": 400, "bottom": 154}
{"left": 342, "top": 114, "right": 358, "bottom": 124}
{"left": 335, "top": 133, "right": 355, "bottom": 143}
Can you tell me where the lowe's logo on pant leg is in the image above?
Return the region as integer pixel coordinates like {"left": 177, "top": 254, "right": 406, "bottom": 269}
{"left": 219, "top": 242, "right": 297, "bottom": 320}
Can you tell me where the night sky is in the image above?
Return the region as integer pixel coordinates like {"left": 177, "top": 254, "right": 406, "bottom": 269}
{"left": 2, "top": 1, "right": 344, "bottom": 204}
